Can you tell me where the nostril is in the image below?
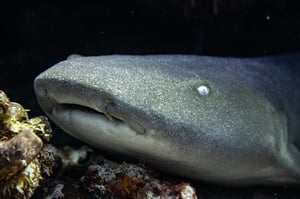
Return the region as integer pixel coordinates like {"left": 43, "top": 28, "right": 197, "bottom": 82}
{"left": 34, "top": 78, "right": 49, "bottom": 98}
{"left": 37, "top": 87, "right": 49, "bottom": 98}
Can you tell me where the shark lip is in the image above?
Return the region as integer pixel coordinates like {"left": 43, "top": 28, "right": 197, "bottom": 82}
{"left": 49, "top": 102, "right": 140, "bottom": 140}
{"left": 51, "top": 103, "right": 125, "bottom": 125}
{"left": 50, "top": 103, "right": 127, "bottom": 125}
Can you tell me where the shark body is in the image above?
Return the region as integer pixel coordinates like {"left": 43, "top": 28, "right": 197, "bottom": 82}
{"left": 34, "top": 54, "right": 300, "bottom": 184}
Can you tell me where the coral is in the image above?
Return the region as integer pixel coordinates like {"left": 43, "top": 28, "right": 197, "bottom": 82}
{"left": 0, "top": 90, "right": 54, "bottom": 199}
{"left": 54, "top": 145, "right": 92, "bottom": 167}
{"left": 81, "top": 155, "right": 198, "bottom": 199}
{"left": 32, "top": 145, "right": 198, "bottom": 199}
{"left": 44, "top": 182, "right": 65, "bottom": 199}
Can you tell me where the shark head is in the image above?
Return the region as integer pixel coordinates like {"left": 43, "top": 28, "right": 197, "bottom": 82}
{"left": 34, "top": 55, "right": 298, "bottom": 183}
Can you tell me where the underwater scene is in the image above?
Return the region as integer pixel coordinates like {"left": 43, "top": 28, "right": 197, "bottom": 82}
{"left": 0, "top": 1, "right": 300, "bottom": 198}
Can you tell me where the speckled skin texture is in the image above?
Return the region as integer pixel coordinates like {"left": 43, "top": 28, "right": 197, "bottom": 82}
{"left": 34, "top": 54, "right": 300, "bottom": 184}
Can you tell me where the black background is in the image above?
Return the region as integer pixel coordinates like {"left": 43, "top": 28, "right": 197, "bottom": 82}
{"left": 1, "top": 1, "right": 300, "bottom": 198}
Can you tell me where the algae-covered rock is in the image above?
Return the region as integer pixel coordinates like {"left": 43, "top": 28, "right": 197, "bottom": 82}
{"left": 0, "top": 90, "right": 54, "bottom": 199}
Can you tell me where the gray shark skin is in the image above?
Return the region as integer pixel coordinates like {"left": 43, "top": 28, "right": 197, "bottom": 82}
{"left": 34, "top": 54, "right": 300, "bottom": 185}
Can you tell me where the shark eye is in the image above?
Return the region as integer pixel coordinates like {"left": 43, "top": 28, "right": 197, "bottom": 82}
{"left": 197, "top": 85, "right": 209, "bottom": 96}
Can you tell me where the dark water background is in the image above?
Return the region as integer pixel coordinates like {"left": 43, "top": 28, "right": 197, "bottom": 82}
{"left": 0, "top": 1, "right": 300, "bottom": 198}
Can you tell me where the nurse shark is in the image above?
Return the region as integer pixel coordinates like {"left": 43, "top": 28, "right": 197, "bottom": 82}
{"left": 34, "top": 54, "right": 300, "bottom": 184}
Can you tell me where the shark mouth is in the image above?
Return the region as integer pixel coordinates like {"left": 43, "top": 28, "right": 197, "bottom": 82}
{"left": 52, "top": 103, "right": 125, "bottom": 125}
{"left": 50, "top": 102, "right": 140, "bottom": 138}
